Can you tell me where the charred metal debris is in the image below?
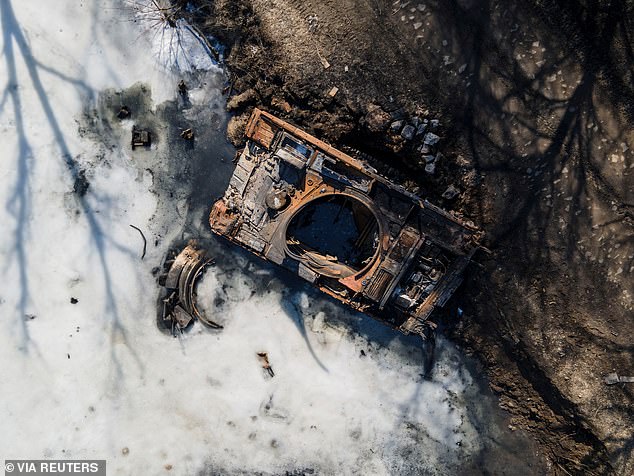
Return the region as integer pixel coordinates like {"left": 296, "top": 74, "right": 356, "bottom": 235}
{"left": 131, "top": 126, "right": 151, "bottom": 149}
{"left": 159, "top": 242, "right": 221, "bottom": 334}
{"left": 161, "top": 109, "right": 483, "bottom": 339}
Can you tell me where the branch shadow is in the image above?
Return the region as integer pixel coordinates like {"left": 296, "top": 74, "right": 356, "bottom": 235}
{"left": 0, "top": 0, "right": 143, "bottom": 380}
{"left": 411, "top": 0, "right": 634, "bottom": 471}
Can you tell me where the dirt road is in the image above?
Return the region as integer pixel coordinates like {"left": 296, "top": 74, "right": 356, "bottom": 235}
{"left": 185, "top": 0, "right": 633, "bottom": 473}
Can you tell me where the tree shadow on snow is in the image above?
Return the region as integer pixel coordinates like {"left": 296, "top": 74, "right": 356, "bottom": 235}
{"left": 0, "top": 0, "right": 143, "bottom": 381}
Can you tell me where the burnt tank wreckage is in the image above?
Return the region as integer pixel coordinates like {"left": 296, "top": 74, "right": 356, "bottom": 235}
{"left": 161, "top": 109, "right": 483, "bottom": 338}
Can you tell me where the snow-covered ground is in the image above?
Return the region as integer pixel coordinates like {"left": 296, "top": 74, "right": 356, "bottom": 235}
{"left": 0, "top": 1, "right": 544, "bottom": 474}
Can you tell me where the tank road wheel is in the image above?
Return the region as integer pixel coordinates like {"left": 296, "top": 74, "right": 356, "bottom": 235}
{"left": 159, "top": 241, "right": 222, "bottom": 335}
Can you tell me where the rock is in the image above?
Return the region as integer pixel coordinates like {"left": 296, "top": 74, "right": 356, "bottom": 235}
{"left": 70, "top": 297, "right": 79, "bottom": 304}
{"left": 401, "top": 124, "right": 416, "bottom": 140}
{"left": 458, "top": 63, "right": 468, "bottom": 74}
{"left": 364, "top": 104, "right": 391, "bottom": 132}
{"left": 435, "top": 152, "right": 444, "bottom": 163}
{"left": 442, "top": 184, "right": 460, "bottom": 200}
{"left": 430, "top": 119, "right": 440, "bottom": 129}
{"left": 226, "top": 88, "right": 257, "bottom": 111}
{"left": 420, "top": 144, "right": 431, "bottom": 154}
{"left": 424, "top": 132, "right": 440, "bottom": 146}
{"left": 390, "top": 120, "right": 405, "bottom": 132}
{"left": 425, "top": 163, "right": 436, "bottom": 174}
{"left": 411, "top": 116, "right": 420, "bottom": 127}
{"left": 423, "top": 155, "right": 436, "bottom": 164}
{"left": 416, "top": 123, "right": 427, "bottom": 136}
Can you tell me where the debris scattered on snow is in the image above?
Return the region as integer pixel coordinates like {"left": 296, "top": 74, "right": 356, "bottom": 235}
{"left": 180, "top": 128, "right": 195, "bottom": 140}
{"left": 131, "top": 126, "right": 151, "bottom": 149}
{"left": 257, "top": 352, "right": 275, "bottom": 378}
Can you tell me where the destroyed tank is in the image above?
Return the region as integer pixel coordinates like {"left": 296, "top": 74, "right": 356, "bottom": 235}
{"left": 162, "top": 109, "right": 483, "bottom": 338}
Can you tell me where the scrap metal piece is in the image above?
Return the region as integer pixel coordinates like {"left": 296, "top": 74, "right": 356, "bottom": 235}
{"left": 257, "top": 352, "right": 275, "bottom": 378}
{"left": 180, "top": 128, "right": 194, "bottom": 140}
{"left": 161, "top": 242, "right": 221, "bottom": 332}
{"left": 131, "top": 126, "right": 151, "bottom": 149}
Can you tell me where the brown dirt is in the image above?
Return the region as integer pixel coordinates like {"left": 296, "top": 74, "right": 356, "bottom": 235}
{"left": 183, "top": 0, "right": 633, "bottom": 474}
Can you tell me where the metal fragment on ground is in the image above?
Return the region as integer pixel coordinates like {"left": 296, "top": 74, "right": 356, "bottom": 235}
{"left": 257, "top": 352, "right": 275, "bottom": 377}
{"left": 131, "top": 126, "right": 151, "bottom": 149}
{"left": 181, "top": 128, "right": 194, "bottom": 140}
{"left": 160, "top": 242, "right": 221, "bottom": 332}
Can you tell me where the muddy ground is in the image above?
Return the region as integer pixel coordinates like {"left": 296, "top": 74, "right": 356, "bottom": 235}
{"left": 179, "top": 0, "right": 633, "bottom": 474}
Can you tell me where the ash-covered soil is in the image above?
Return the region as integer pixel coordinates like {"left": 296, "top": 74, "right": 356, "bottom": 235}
{"left": 182, "top": 0, "right": 633, "bottom": 473}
